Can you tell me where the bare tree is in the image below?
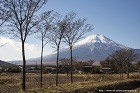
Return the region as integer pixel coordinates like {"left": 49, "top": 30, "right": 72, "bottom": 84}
{"left": 59, "top": 57, "right": 77, "bottom": 76}
{"left": 100, "top": 57, "right": 111, "bottom": 68}
{"left": 1, "top": 0, "right": 47, "bottom": 91}
{"left": 136, "top": 61, "right": 140, "bottom": 73}
{"left": 87, "top": 60, "right": 95, "bottom": 65}
{"left": 48, "top": 12, "right": 65, "bottom": 86}
{"left": 63, "top": 11, "right": 93, "bottom": 83}
{"left": 136, "top": 61, "right": 140, "bottom": 68}
{"left": 124, "top": 49, "right": 139, "bottom": 78}
{"left": 59, "top": 58, "right": 71, "bottom": 76}
{"left": 36, "top": 11, "right": 53, "bottom": 88}
{"left": 105, "top": 49, "right": 138, "bottom": 79}
{"left": 100, "top": 56, "right": 118, "bottom": 71}
{"left": 110, "top": 49, "right": 127, "bottom": 79}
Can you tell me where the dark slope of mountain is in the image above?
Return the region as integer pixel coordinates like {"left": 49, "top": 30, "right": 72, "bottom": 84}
{"left": 0, "top": 60, "right": 19, "bottom": 68}
{"left": 10, "top": 34, "right": 140, "bottom": 65}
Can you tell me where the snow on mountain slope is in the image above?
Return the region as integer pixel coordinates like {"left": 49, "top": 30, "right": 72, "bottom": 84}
{"left": 75, "top": 34, "right": 127, "bottom": 49}
{"left": 72, "top": 34, "right": 128, "bottom": 52}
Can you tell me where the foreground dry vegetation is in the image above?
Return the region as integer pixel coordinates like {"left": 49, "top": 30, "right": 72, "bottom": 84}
{"left": 0, "top": 73, "right": 140, "bottom": 93}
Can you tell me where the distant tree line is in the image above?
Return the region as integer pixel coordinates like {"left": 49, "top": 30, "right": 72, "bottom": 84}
{"left": 0, "top": 67, "right": 21, "bottom": 73}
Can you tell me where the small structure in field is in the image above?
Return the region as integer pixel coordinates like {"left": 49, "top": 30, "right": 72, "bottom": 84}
{"left": 101, "top": 68, "right": 112, "bottom": 74}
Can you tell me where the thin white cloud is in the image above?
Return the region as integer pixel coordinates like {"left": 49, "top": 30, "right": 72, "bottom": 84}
{"left": 0, "top": 37, "right": 37, "bottom": 52}
{"left": 0, "top": 37, "right": 41, "bottom": 61}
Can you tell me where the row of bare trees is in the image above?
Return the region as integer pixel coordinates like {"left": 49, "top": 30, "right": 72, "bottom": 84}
{"left": 0, "top": 0, "right": 93, "bottom": 91}
{"left": 100, "top": 49, "right": 139, "bottom": 79}
{"left": 35, "top": 11, "right": 93, "bottom": 86}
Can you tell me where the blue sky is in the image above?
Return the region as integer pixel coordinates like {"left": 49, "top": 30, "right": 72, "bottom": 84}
{"left": 0, "top": 0, "right": 140, "bottom": 61}
{"left": 43, "top": 0, "right": 140, "bottom": 49}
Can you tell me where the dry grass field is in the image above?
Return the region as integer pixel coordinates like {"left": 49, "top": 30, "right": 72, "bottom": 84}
{"left": 0, "top": 73, "right": 140, "bottom": 93}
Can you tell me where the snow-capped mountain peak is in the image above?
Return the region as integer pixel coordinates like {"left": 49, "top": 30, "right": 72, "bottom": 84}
{"left": 75, "top": 34, "right": 110, "bottom": 45}
{"left": 75, "top": 34, "right": 127, "bottom": 49}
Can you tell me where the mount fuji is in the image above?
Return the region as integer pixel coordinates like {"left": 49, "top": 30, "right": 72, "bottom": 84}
{"left": 11, "top": 34, "right": 140, "bottom": 65}
{"left": 57, "top": 34, "right": 129, "bottom": 61}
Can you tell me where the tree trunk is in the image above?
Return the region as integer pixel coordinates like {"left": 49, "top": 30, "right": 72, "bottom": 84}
{"left": 121, "top": 66, "right": 123, "bottom": 79}
{"left": 66, "top": 67, "right": 69, "bottom": 76}
{"left": 56, "top": 45, "right": 59, "bottom": 86}
{"left": 70, "top": 46, "right": 73, "bottom": 83}
{"left": 120, "top": 72, "right": 122, "bottom": 79}
{"left": 22, "top": 40, "right": 26, "bottom": 91}
{"left": 127, "top": 61, "right": 130, "bottom": 78}
{"left": 40, "top": 38, "right": 43, "bottom": 88}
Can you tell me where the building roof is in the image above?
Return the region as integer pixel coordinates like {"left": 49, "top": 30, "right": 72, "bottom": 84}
{"left": 101, "top": 68, "right": 112, "bottom": 70}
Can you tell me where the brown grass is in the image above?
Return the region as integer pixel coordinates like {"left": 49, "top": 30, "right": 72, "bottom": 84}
{"left": 0, "top": 73, "right": 140, "bottom": 93}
